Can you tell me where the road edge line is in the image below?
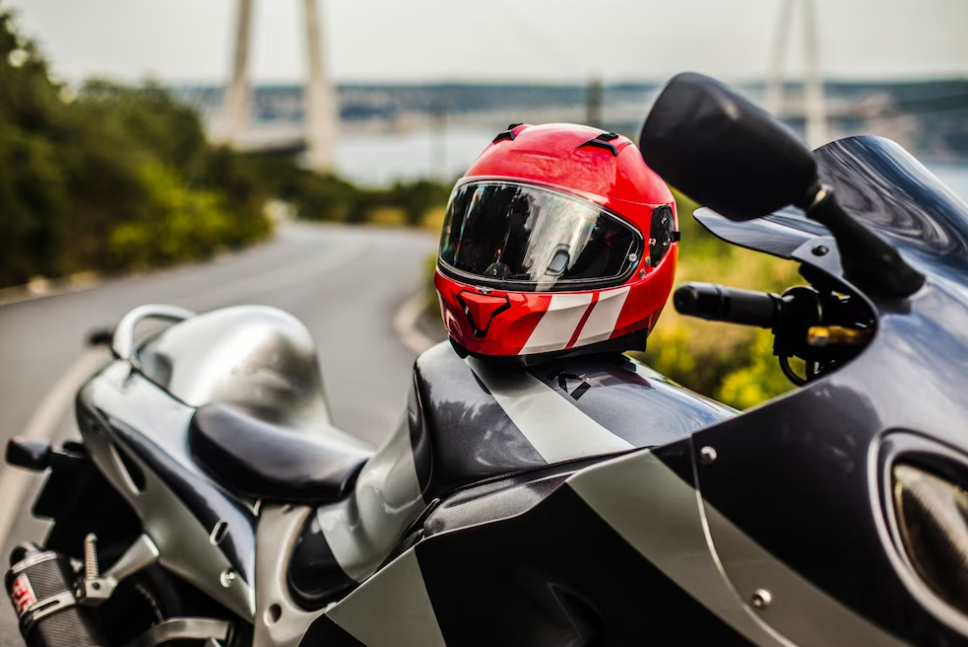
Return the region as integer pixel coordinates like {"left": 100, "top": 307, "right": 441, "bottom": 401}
{"left": 394, "top": 292, "right": 439, "bottom": 355}
{"left": 0, "top": 349, "right": 110, "bottom": 547}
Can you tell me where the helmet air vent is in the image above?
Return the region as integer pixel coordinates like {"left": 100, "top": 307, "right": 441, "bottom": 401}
{"left": 577, "top": 132, "right": 620, "bottom": 157}
{"left": 492, "top": 129, "right": 517, "bottom": 143}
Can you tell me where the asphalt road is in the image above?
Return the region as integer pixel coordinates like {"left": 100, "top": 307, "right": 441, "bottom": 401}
{"left": 0, "top": 222, "right": 435, "bottom": 645}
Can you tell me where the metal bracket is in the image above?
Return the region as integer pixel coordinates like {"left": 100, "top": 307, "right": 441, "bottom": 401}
{"left": 123, "top": 617, "right": 231, "bottom": 647}
{"left": 78, "top": 534, "right": 160, "bottom": 606}
{"left": 791, "top": 234, "right": 844, "bottom": 279}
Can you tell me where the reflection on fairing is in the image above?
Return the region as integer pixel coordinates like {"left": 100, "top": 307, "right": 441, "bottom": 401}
{"left": 77, "top": 364, "right": 256, "bottom": 619}
{"left": 297, "top": 341, "right": 734, "bottom": 600}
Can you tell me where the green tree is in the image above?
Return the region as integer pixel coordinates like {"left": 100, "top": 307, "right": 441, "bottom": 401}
{"left": 0, "top": 6, "right": 271, "bottom": 288}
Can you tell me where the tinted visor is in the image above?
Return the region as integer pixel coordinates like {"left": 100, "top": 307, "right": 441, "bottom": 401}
{"left": 439, "top": 182, "right": 641, "bottom": 292}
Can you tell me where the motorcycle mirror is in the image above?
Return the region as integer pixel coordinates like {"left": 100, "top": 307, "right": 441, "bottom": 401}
{"left": 639, "top": 72, "right": 819, "bottom": 221}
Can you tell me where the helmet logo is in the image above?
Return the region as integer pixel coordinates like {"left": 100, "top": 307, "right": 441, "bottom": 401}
{"left": 477, "top": 286, "right": 493, "bottom": 294}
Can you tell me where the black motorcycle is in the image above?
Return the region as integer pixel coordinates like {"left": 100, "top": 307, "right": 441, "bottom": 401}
{"left": 6, "top": 72, "right": 968, "bottom": 647}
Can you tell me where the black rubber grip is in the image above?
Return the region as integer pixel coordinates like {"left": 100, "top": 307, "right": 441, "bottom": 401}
{"left": 673, "top": 283, "right": 780, "bottom": 328}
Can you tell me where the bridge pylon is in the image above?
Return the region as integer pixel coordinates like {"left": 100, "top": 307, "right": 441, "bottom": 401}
{"left": 219, "top": 0, "right": 338, "bottom": 173}
{"left": 764, "top": 0, "right": 829, "bottom": 148}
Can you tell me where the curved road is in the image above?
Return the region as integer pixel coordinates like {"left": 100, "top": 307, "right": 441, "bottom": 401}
{"left": 0, "top": 222, "right": 434, "bottom": 644}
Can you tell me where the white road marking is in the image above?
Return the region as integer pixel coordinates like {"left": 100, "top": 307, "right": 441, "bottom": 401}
{"left": 393, "top": 291, "right": 440, "bottom": 355}
{"left": 0, "top": 348, "right": 110, "bottom": 547}
{"left": 468, "top": 357, "right": 634, "bottom": 463}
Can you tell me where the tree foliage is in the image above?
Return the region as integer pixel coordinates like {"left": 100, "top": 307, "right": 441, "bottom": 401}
{"left": 0, "top": 9, "right": 271, "bottom": 288}
{"left": 279, "top": 169, "right": 452, "bottom": 226}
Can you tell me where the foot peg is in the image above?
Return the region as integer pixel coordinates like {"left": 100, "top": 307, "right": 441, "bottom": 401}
{"left": 5, "top": 438, "right": 51, "bottom": 471}
{"left": 77, "top": 533, "right": 112, "bottom": 605}
{"left": 77, "top": 533, "right": 160, "bottom": 606}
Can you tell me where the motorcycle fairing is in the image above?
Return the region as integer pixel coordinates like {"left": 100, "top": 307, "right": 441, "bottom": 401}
{"left": 667, "top": 134, "right": 968, "bottom": 645}
{"left": 299, "top": 447, "right": 779, "bottom": 647}
{"left": 408, "top": 342, "right": 735, "bottom": 499}
{"left": 300, "top": 469, "right": 750, "bottom": 646}
{"left": 290, "top": 342, "right": 735, "bottom": 607}
{"left": 674, "top": 277, "right": 968, "bottom": 647}
{"left": 297, "top": 433, "right": 917, "bottom": 647}
{"left": 76, "top": 362, "right": 257, "bottom": 619}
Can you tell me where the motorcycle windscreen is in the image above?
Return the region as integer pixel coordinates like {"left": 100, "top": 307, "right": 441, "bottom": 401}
{"left": 695, "top": 135, "right": 968, "bottom": 278}
{"left": 438, "top": 182, "right": 642, "bottom": 292}
{"left": 694, "top": 207, "right": 828, "bottom": 259}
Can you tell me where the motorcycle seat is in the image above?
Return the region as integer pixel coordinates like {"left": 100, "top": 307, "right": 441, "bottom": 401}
{"left": 189, "top": 403, "right": 372, "bottom": 503}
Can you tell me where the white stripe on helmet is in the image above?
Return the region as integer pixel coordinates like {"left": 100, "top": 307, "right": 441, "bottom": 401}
{"left": 576, "top": 286, "right": 630, "bottom": 346}
{"left": 519, "top": 293, "right": 593, "bottom": 355}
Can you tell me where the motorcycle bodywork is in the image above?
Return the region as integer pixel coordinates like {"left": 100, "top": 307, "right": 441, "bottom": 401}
{"left": 13, "top": 134, "right": 968, "bottom": 647}
{"left": 67, "top": 302, "right": 733, "bottom": 646}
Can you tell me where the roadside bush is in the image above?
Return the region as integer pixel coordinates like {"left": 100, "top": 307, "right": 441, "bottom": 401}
{"left": 107, "top": 163, "right": 232, "bottom": 268}
{"left": 278, "top": 169, "right": 360, "bottom": 223}
{"left": 386, "top": 179, "right": 452, "bottom": 226}
{"left": 0, "top": 8, "right": 272, "bottom": 288}
{"left": 282, "top": 168, "right": 453, "bottom": 227}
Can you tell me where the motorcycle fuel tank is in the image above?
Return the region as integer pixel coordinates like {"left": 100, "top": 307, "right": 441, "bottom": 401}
{"left": 410, "top": 342, "right": 735, "bottom": 498}
{"left": 289, "top": 341, "right": 736, "bottom": 609}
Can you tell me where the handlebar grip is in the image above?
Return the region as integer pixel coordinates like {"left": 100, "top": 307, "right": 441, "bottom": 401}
{"left": 673, "top": 283, "right": 780, "bottom": 328}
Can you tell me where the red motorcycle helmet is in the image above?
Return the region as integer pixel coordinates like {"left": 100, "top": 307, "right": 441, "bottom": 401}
{"left": 435, "top": 123, "right": 678, "bottom": 363}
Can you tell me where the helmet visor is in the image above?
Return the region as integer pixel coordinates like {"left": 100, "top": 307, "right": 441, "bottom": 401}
{"left": 439, "top": 182, "right": 641, "bottom": 292}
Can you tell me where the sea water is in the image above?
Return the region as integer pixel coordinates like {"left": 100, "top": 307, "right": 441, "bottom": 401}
{"left": 334, "top": 128, "right": 968, "bottom": 204}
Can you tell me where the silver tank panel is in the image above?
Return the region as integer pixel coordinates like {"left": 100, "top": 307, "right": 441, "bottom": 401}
{"left": 138, "top": 306, "right": 335, "bottom": 434}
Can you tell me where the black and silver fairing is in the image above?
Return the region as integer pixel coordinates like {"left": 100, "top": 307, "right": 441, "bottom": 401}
{"left": 410, "top": 342, "right": 734, "bottom": 497}
{"left": 74, "top": 305, "right": 367, "bottom": 621}
{"left": 76, "top": 299, "right": 737, "bottom": 639}
{"left": 302, "top": 138, "right": 968, "bottom": 647}
{"left": 653, "top": 137, "right": 968, "bottom": 646}
{"left": 292, "top": 341, "right": 735, "bottom": 606}
{"left": 76, "top": 361, "right": 259, "bottom": 620}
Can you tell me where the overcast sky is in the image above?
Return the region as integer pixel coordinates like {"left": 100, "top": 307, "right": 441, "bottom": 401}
{"left": 6, "top": 0, "right": 967, "bottom": 84}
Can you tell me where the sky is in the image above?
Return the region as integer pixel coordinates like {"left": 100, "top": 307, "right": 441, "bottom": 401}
{"left": 6, "top": 0, "right": 968, "bottom": 85}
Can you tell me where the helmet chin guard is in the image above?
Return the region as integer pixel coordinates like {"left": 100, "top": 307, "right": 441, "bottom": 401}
{"left": 435, "top": 123, "right": 678, "bottom": 363}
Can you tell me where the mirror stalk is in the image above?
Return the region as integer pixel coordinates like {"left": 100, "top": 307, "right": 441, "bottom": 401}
{"left": 803, "top": 187, "right": 924, "bottom": 299}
